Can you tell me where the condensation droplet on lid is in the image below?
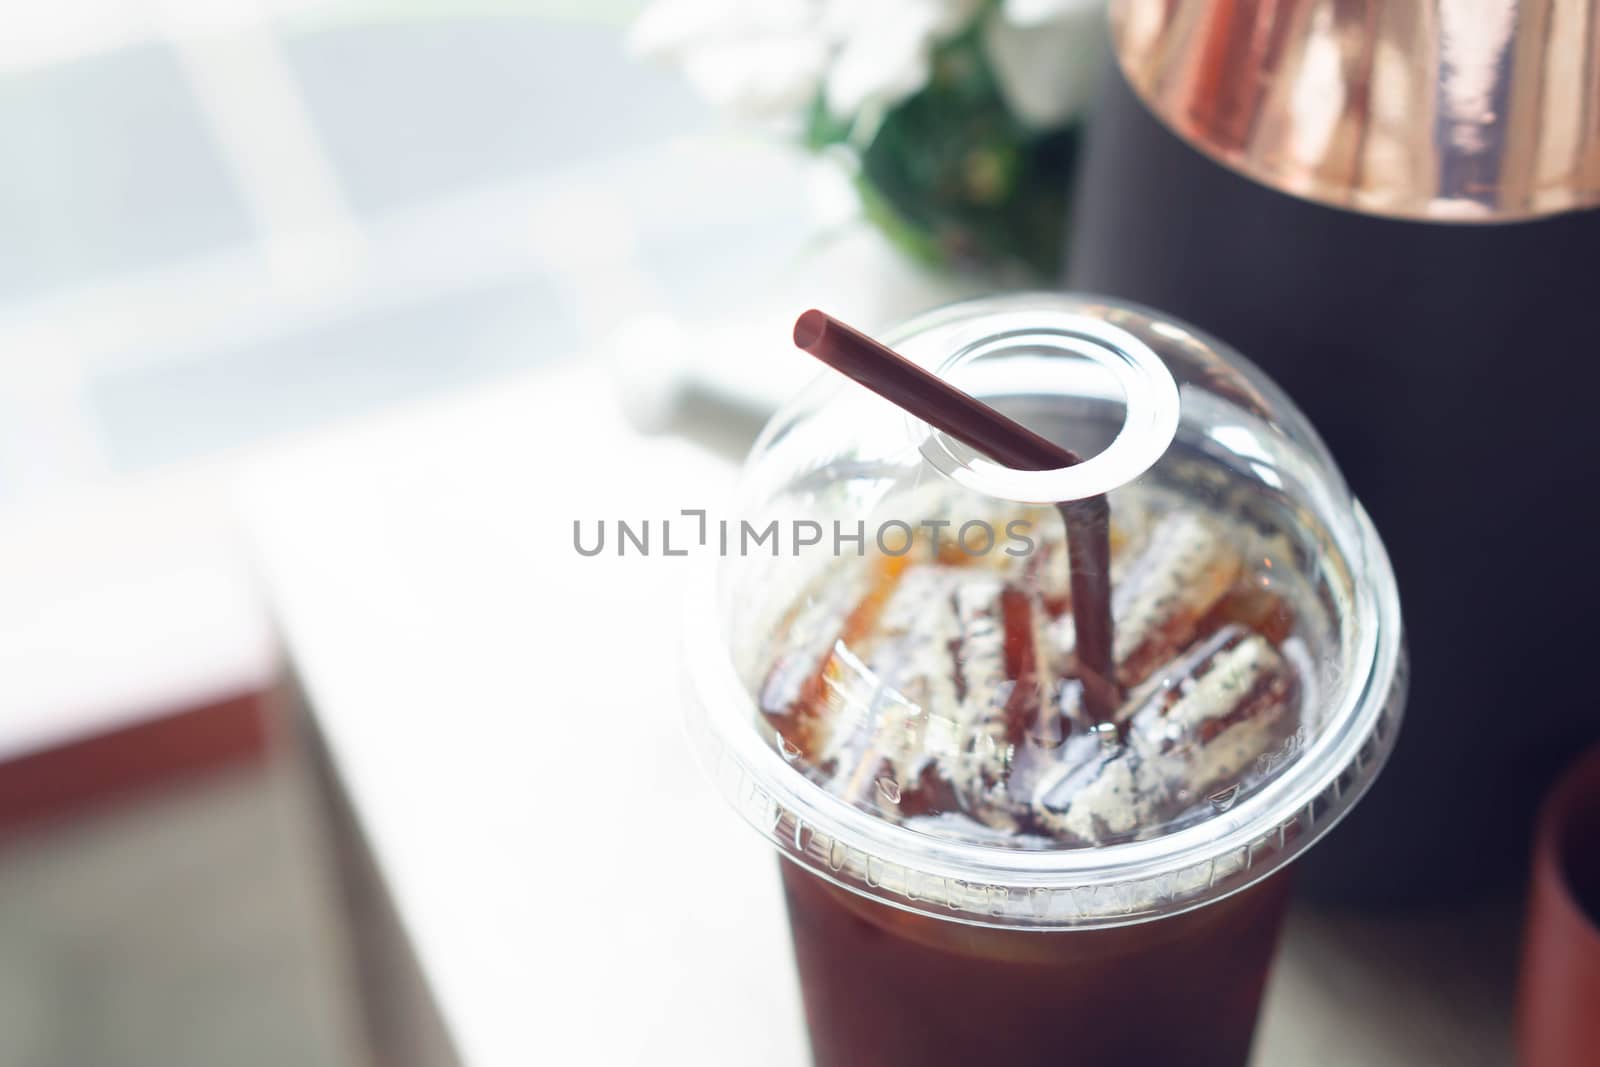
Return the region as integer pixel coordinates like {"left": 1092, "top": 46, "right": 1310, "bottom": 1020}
{"left": 777, "top": 733, "right": 801, "bottom": 762}
{"left": 1208, "top": 784, "right": 1241, "bottom": 812}
{"left": 1089, "top": 720, "right": 1120, "bottom": 748}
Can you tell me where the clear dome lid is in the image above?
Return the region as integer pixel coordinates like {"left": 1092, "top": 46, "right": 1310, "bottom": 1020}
{"left": 684, "top": 293, "right": 1405, "bottom": 928}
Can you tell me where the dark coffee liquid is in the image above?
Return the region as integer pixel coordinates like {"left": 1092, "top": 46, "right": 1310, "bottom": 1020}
{"left": 781, "top": 859, "right": 1291, "bottom": 1067}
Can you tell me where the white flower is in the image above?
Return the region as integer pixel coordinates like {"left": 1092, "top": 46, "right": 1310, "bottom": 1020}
{"left": 983, "top": 0, "right": 1105, "bottom": 128}
{"left": 820, "top": 0, "right": 980, "bottom": 118}
{"left": 628, "top": 0, "right": 829, "bottom": 119}
{"left": 631, "top": 0, "right": 977, "bottom": 122}
{"left": 630, "top": 0, "right": 1103, "bottom": 130}
{"left": 1001, "top": 0, "right": 1103, "bottom": 26}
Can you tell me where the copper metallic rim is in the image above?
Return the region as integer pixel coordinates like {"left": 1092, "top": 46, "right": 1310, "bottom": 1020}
{"left": 1109, "top": 0, "right": 1600, "bottom": 222}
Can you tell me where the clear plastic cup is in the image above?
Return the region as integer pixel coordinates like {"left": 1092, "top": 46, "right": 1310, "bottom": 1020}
{"left": 684, "top": 294, "right": 1406, "bottom": 1066}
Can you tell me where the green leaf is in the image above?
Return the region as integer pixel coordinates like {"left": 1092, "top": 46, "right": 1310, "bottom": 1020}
{"left": 797, "top": 10, "right": 1081, "bottom": 278}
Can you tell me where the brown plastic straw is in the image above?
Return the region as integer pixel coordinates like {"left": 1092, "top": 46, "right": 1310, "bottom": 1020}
{"left": 793, "top": 310, "right": 1120, "bottom": 725}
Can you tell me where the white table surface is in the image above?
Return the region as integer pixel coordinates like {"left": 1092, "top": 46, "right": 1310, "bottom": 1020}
{"left": 240, "top": 367, "right": 807, "bottom": 1067}
{"left": 238, "top": 367, "right": 1515, "bottom": 1067}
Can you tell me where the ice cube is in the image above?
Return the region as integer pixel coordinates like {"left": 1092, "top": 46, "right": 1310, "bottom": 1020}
{"left": 1126, "top": 627, "right": 1297, "bottom": 798}
{"left": 758, "top": 553, "right": 910, "bottom": 759}
{"left": 1111, "top": 513, "right": 1243, "bottom": 687}
{"left": 1032, "top": 736, "right": 1168, "bottom": 844}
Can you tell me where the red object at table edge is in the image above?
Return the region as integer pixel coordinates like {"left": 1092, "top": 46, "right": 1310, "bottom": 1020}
{"left": 1517, "top": 743, "right": 1600, "bottom": 1067}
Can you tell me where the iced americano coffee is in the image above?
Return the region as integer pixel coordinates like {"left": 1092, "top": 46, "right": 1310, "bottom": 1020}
{"left": 684, "top": 296, "right": 1406, "bottom": 1067}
